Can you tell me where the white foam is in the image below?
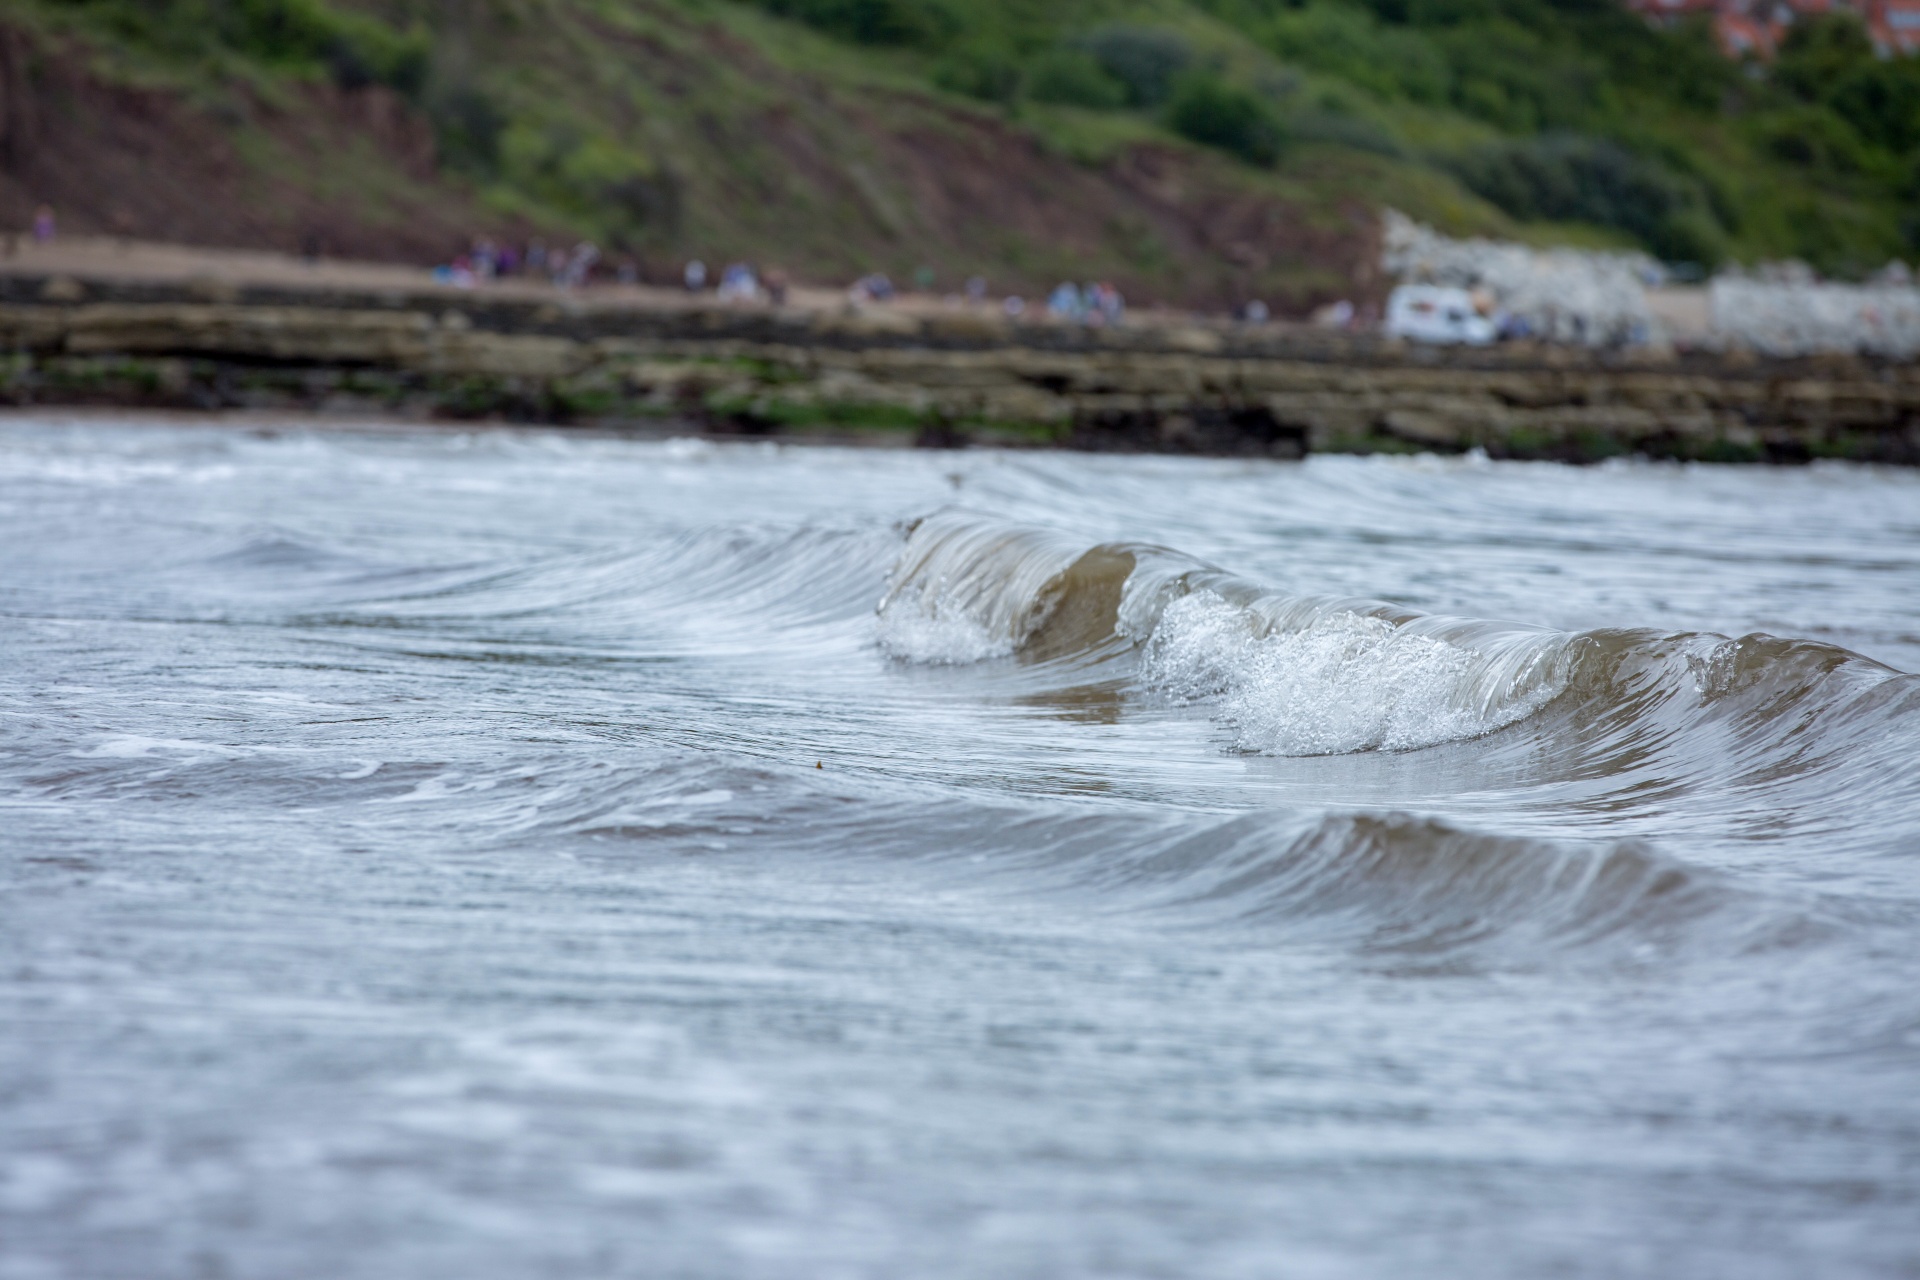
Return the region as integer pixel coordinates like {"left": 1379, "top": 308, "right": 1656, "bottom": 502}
{"left": 874, "top": 513, "right": 1090, "bottom": 665}
{"left": 76, "top": 736, "right": 246, "bottom": 760}
{"left": 875, "top": 598, "right": 1016, "bottom": 664}
{"left": 1143, "top": 590, "right": 1565, "bottom": 756}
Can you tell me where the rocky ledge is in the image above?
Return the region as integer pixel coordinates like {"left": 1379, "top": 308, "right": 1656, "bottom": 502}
{"left": 1, "top": 273, "right": 1916, "bottom": 463}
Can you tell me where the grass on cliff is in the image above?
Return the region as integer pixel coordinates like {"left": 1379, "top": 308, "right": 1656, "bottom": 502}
{"left": 748, "top": 0, "right": 1919, "bottom": 271}
{"left": 21, "top": 0, "right": 1920, "bottom": 278}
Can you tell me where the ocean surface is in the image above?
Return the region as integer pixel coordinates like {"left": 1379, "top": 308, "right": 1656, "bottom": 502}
{"left": 2, "top": 416, "right": 1918, "bottom": 1279}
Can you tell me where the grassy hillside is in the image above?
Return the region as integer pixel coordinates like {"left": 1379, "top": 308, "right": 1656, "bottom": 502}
{"left": 744, "top": 0, "right": 1918, "bottom": 268}
{"left": 3, "top": 0, "right": 1916, "bottom": 306}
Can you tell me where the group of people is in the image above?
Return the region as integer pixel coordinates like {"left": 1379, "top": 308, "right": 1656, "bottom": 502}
{"left": 684, "top": 260, "right": 790, "bottom": 305}
{"left": 1045, "top": 281, "right": 1127, "bottom": 326}
{"left": 417, "top": 239, "right": 1331, "bottom": 333}
{"left": 432, "top": 237, "right": 640, "bottom": 290}
{"left": 846, "top": 271, "right": 895, "bottom": 303}
{"left": 843, "top": 272, "right": 1135, "bottom": 327}
{"left": 3, "top": 203, "right": 1350, "bottom": 334}
{"left": 425, "top": 240, "right": 808, "bottom": 306}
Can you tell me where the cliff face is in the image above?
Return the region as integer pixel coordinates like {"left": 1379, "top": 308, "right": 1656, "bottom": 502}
{"left": 0, "top": 8, "right": 1387, "bottom": 313}
{"left": 0, "top": 23, "right": 496, "bottom": 261}
{"left": 2, "top": 275, "right": 1915, "bottom": 464}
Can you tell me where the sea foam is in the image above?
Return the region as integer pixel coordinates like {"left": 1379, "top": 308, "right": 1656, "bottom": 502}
{"left": 1142, "top": 590, "right": 1569, "bottom": 755}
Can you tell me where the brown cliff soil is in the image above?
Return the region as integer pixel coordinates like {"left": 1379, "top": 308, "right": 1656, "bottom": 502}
{"left": 0, "top": 12, "right": 1382, "bottom": 312}
{"left": 0, "top": 23, "right": 521, "bottom": 262}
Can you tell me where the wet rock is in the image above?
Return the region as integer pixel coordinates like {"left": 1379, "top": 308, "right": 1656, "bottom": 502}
{"left": 0, "top": 290, "right": 1911, "bottom": 464}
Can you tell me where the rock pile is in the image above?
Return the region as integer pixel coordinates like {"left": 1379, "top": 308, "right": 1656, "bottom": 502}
{"left": 1709, "top": 265, "right": 1920, "bottom": 359}
{"left": 1380, "top": 211, "right": 1662, "bottom": 347}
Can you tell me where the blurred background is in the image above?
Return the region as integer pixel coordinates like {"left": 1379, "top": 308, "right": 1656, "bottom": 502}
{"left": 0, "top": 0, "right": 1916, "bottom": 315}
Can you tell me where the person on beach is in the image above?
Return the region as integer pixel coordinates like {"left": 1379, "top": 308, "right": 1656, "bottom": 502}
{"left": 849, "top": 273, "right": 895, "bottom": 304}
{"left": 1047, "top": 282, "right": 1084, "bottom": 322}
{"left": 1086, "top": 282, "right": 1124, "bottom": 326}
{"left": 431, "top": 256, "right": 477, "bottom": 288}
{"left": 1313, "top": 299, "right": 1355, "bottom": 329}
{"left": 564, "top": 242, "right": 599, "bottom": 288}
{"left": 717, "top": 262, "right": 758, "bottom": 302}
{"left": 684, "top": 260, "right": 708, "bottom": 292}
{"left": 32, "top": 206, "right": 54, "bottom": 244}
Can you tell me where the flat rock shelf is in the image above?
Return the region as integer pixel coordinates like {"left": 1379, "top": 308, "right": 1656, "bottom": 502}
{"left": 2, "top": 272, "right": 1916, "bottom": 463}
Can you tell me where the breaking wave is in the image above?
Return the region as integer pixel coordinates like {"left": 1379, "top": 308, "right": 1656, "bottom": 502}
{"left": 875, "top": 517, "right": 1138, "bottom": 665}
{"left": 1141, "top": 591, "right": 1568, "bottom": 755}
{"left": 877, "top": 511, "right": 1582, "bottom": 755}
{"left": 875, "top": 512, "right": 1919, "bottom": 779}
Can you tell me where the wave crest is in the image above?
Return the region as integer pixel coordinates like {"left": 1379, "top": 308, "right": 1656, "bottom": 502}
{"left": 1143, "top": 590, "right": 1572, "bottom": 755}
{"left": 879, "top": 512, "right": 1576, "bottom": 754}
{"left": 875, "top": 514, "right": 1135, "bottom": 664}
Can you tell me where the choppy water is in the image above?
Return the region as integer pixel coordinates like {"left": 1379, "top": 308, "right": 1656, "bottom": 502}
{"left": 3, "top": 417, "right": 1919, "bottom": 1279}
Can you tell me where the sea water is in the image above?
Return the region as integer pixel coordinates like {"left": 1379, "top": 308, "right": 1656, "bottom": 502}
{"left": 2, "top": 417, "right": 1918, "bottom": 1278}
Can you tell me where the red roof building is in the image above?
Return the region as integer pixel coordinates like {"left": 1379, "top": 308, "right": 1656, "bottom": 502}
{"left": 1867, "top": 0, "right": 1920, "bottom": 54}
{"left": 1625, "top": 0, "right": 1920, "bottom": 57}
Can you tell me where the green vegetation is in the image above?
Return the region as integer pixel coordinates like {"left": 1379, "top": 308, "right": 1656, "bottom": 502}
{"left": 1166, "top": 73, "right": 1288, "bottom": 166}
{"left": 17, "top": 0, "right": 1920, "bottom": 277}
{"left": 50, "top": 0, "right": 429, "bottom": 92}
{"left": 750, "top": 0, "right": 945, "bottom": 47}
{"left": 1447, "top": 134, "right": 1728, "bottom": 263}
{"left": 729, "top": 0, "right": 1918, "bottom": 270}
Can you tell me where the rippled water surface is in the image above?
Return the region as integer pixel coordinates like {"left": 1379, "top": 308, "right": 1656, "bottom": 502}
{"left": 3, "top": 417, "right": 1919, "bottom": 1278}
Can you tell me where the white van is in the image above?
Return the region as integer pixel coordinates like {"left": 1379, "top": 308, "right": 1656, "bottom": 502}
{"left": 1385, "top": 284, "right": 1497, "bottom": 345}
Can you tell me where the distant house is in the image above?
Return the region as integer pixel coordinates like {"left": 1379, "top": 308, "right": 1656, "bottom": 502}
{"left": 1625, "top": 0, "right": 1920, "bottom": 58}
{"left": 1880, "top": 0, "right": 1920, "bottom": 52}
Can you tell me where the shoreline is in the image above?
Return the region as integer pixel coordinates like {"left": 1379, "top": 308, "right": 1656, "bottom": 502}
{"left": 11, "top": 407, "right": 1919, "bottom": 474}
{"left": 0, "top": 404, "right": 930, "bottom": 449}
{"left": 3, "top": 244, "right": 1916, "bottom": 465}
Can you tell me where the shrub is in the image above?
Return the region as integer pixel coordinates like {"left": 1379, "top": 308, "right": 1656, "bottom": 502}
{"left": 49, "top": 0, "right": 430, "bottom": 96}
{"left": 428, "top": 83, "right": 505, "bottom": 174}
{"left": 321, "top": 23, "right": 429, "bottom": 98}
{"left": 1828, "top": 61, "right": 1920, "bottom": 156}
{"left": 933, "top": 48, "right": 1023, "bottom": 103}
{"left": 1754, "top": 105, "right": 1871, "bottom": 174}
{"left": 1075, "top": 25, "right": 1192, "bottom": 108}
{"left": 1773, "top": 12, "right": 1877, "bottom": 103}
{"left": 1027, "top": 49, "right": 1126, "bottom": 109}
{"left": 1449, "top": 133, "right": 1727, "bottom": 263}
{"left": 1260, "top": 3, "right": 1450, "bottom": 104}
{"left": 1436, "top": 23, "right": 1582, "bottom": 132}
{"left": 1166, "top": 73, "right": 1286, "bottom": 167}
{"left": 753, "top": 0, "right": 945, "bottom": 47}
